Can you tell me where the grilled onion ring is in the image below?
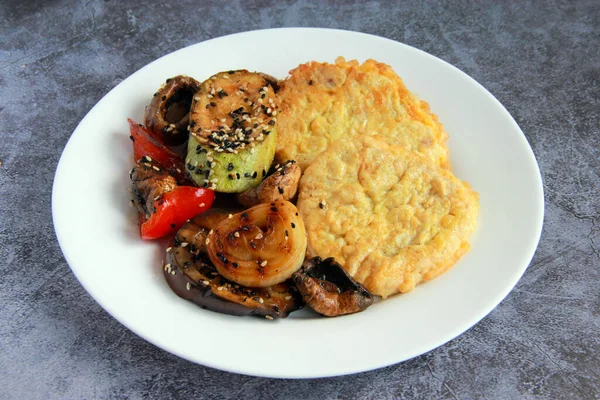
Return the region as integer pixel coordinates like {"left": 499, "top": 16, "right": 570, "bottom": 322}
{"left": 206, "top": 200, "right": 307, "bottom": 287}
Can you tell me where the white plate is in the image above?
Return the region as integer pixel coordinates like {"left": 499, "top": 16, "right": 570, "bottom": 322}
{"left": 52, "top": 28, "right": 544, "bottom": 378}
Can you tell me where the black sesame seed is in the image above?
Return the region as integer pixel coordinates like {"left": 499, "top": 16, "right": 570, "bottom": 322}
{"left": 291, "top": 222, "right": 296, "bottom": 229}
{"left": 216, "top": 252, "right": 229, "bottom": 265}
{"left": 250, "top": 241, "right": 256, "bottom": 249}
{"left": 285, "top": 230, "right": 289, "bottom": 237}
{"left": 232, "top": 262, "right": 239, "bottom": 268}
{"left": 262, "top": 169, "right": 267, "bottom": 177}
{"left": 252, "top": 171, "right": 258, "bottom": 178}
{"left": 278, "top": 187, "right": 284, "bottom": 194}
{"left": 210, "top": 102, "right": 216, "bottom": 107}
{"left": 236, "top": 172, "right": 240, "bottom": 179}
{"left": 227, "top": 163, "right": 234, "bottom": 171}
{"left": 244, "top": 172, "right": 251, "bottom": 178}
{"left": 129, "top": 135, "right": 134, "bottom": 141}
{"left": 319, "top": 203, "right": 324, "bottom": 209}
{"left": 309, "top": 80, "right": 313, "bottom": 85}
{"left": 161, "top": 96, "right": 166, "bottom": 101}
{"left": 268, "top": 120, "right": 275, "bottom": 125}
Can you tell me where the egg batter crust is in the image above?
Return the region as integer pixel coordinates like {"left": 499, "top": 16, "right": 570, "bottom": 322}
{"left": 275, "top": 57, "right": 450, "bottom": 170}
{"left": 297, "top": 135, "right": 479, "bottom": 298}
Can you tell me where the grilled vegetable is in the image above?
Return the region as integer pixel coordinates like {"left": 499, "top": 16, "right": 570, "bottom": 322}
{"left": 139, "top": 186, "right": 214, "bottom": 240}
{"left": 236, "top": 160, "right": 301, "bottom": 207}
{"left": 206, "top": 201, "right": 307, "bottom": 287}
{"left": 163, "top": 211, "right": 304, "bottom": 318}
{"left": 128, "top": 119, "right": 187, "bottom": 183}
{"left": 130, "top": 156, "right": 214, "bottom": 240}
{"left": 130, "top": 157, "right": 178, "bottom": 218}
{"left": 144, "top": 75, "right": 200, "bottom": 145}
{"left": 292, "top": 257, "right": 374, "bottom": 317}
{"left": 186, "top": 70, "right": 278, "bottom": 193}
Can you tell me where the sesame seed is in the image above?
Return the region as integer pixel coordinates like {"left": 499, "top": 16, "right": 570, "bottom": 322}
{"left": 170, "top": 270, "right": 176, "bottom": 275}
{"left": 265, "top": 315, "right": 274, "bottom": 320}
{"left": 207, "top": 94, "right": 213, "bottom": 99}
{"left": 166, "top": 247, "right": 172, "bottom": 253}
{"left": 228, "top": 214, "right": 233, "bottom": 219}
{"left": 152, "top": 166, "right": 160, "bottom": 171}
{"left": 234, "top": 232, "right": 240, "bottom": 237}
{"left": 217, "top": 286, "right": 224, "bottom": 291}
{"left": 285, "top": 295, "right": 292, "bottom": 300}
{"left": 255, "top": 233, "right": 263, "bottom": 239}
{"left": 258, "top": 297, "right": 264, "bottom": 304}
{"left": 205, "top": 238, "right": 210, "bottom": 245}
{"left": 203, "top": 280, "right": 210, "bottom": 285}
{"left": 186, "top": 282, "right": 191, "bottom": 291}
{"left": 200, "top": 203, "right": 205, "bottom": 207}
{"left": 260, "top": 260, "right": 268, "bottom": 267}
{"left": 181, "top": 242, "right": 188, "bottom": 247}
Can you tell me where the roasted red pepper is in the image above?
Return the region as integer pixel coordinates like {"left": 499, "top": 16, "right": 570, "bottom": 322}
{"left": 141, "top": 186, "right": 215, "bottom": 240}
{"left": 128, "top": 118, "right": 188, "bottom": 182}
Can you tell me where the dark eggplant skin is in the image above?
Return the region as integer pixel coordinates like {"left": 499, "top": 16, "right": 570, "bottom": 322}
{"left": 292, "top": 257, "right": 374, "bottom": 317}
{"left": 144, "top": 75, "right": 200, "bottom": 145}
{"left": 163, "top": 212, "right": 304, "bottom": 318}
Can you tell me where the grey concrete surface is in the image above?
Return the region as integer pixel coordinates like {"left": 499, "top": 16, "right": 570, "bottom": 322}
{"left": 1, "top": 0, "right": 599, "bottom": 399}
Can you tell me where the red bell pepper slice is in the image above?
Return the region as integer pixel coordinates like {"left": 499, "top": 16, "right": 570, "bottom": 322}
{"left": 128, "top": 118, "right": 187, "bottom": 182}
{"left": 141, "top": 186, "right": 215, "bottom": 240}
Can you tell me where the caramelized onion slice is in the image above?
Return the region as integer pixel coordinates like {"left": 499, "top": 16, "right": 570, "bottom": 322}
{"left": 206, "top": 200, "right": 307, "bottom": 287}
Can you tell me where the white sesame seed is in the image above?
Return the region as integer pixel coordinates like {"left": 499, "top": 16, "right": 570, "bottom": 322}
{"left": 209, "top": 229, "right": 214, "bottom": 234}
{"left": 272, "top": 110, "right": 277, "bottom": 116}
{"left": 205, "top": 238, "right": 210, "bottom": 245}
{"left": 210, "top": 184, "right": 217, "bottom": 190}
{"left": 265, "top": 315, "right": 274, "bottom": 320}
{"left": 170, "top": 270, "right": 176, "bottom": 275}
{"left": 228, "top": 214, "right": 233, "bottom": 219}
{"left": 258, "top": 297, "right": 264, "bottom": 304}
{"left": 180, "top": 242, "right": 188, "bottom": 248}
{"left": 207, "top": 94, "right": 213, "bottom": 99}
{"left": 202, "top": 280, "right": 210, "bottom": 285}
{"left": 199, "top": 203, "right": 205, "bottom": 207}
{"left": 186, "top": 282, "right": 191, "bottom": 291}
{"left": 234, "top": 232, "right": 240, "bottom": 237}
{"left": 217, "top": 286, "right": 224, "bottom": 291}
{"left": 152, "top": 166, "right": 160, "bottom": 171}
{"left": 260, "top": 260, "right": 268, "bottom": 267}
{"left": 255, "top": 233, "right": 263, "bottom": 239}
{"left": 285, "top": 295, "right": 292, "bottom": 300}
{"left": 166, "top": 247, "right": 172, "bottom": 253}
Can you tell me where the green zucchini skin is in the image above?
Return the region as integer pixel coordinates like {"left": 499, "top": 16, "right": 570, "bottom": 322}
{"left": 186, "top": 130, "right": 276, "bottom": 192}
{"left": 185, "top": 70, "right": 278, "bottom": 193}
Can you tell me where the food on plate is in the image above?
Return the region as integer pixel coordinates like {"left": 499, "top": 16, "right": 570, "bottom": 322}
{"left": 125, "top": 56, "right": 479, "bottom": 319}
{"left": 293, "top": 257, "right": 374, "bottom": 317}
{"left": 144, "top": 75, "right": 201, "bottom": 145}
{"left": 164, "top": 212, "right": 304, "bottom": 318}
{"left": 186, "top": 71, "right": 278, "bottom": 193}
{"left": 206, "top": 201, "right": 307, "bottom": 288}
{"left": 236, "top": 160, "right": 301, "bottom": 207}
{"left": 128, "top": 119, "right": 188, "bottom": 183}
{"left": 275, "top": 57, "right": 450, "bottom": 170}
{"left": 297, "top": 135, "right": 479, "bottom": 298}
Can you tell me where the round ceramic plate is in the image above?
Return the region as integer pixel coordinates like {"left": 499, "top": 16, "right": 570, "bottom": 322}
{"left": 52, "top": 28, "right": 544, "bottom": 378}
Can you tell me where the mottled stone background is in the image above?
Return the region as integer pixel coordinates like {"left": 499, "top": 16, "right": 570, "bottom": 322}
{"left": 1, "top": 1, "right": 598, "bottom": 399}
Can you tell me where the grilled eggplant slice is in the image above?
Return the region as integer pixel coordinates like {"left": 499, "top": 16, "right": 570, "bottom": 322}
{"left": 144, "top": 75, "right": 200, "bottom": 145}
{"left": 186, "top": 70, "right": 277, "bottom": 193}
{"left": 206, "top": 201, "right": 307, "bottom": 288}
{"left": 164, "top": 212, "right": 304, "bottom": 318}
{"left": 292, "top": 257, "right": 374, "bottom": 317}
{"left": 236, "top": 160, "right": 301, "bottom": 207}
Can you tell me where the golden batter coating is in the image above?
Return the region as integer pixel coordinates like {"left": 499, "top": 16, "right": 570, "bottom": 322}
{"left": 297, "top": 135, "right": 479, "bottom": 298}
{"left": 275, "top": 57, "right": 450, "bottom": 170}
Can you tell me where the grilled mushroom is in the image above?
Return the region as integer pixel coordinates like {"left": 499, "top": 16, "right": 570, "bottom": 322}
{"left": 164, "top": 211, "right": 304, "bottom": 318}
{"left": 236, "top": 160, "right": 301, "bottom": 207}
{"left": 130, "top": 157, "right": 177, "bottom": 217}
{"left": 292, "top": 257, "right": 374, "bottom": 317}
{"left": 144, "top": 75, "right": 200, "bottom": 145}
